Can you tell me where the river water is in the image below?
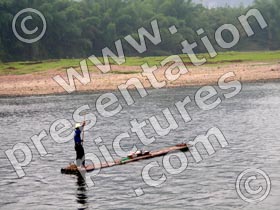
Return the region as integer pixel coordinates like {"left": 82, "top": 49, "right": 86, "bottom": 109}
{"left": 0, "top": 82, "right": 280, "bottom": 210}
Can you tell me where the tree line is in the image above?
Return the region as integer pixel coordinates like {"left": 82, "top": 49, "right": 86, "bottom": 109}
{"left": 0, "top": 0, "right": 279, "bottom": 62}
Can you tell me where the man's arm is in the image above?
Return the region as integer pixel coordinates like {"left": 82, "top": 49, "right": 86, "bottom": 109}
{"left": 81, "top": 121, "right": 86, "bottom": 142}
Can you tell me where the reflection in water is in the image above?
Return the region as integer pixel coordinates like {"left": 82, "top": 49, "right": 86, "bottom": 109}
{"left": 76, "top": 173, "right": 88, "bottom": 210}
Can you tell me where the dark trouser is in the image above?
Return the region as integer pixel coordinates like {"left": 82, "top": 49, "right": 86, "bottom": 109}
{"left": 75, "top": 143, "right": 85, "bottom": 167}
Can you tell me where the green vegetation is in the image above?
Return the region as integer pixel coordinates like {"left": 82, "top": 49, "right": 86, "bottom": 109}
{"left": 0, "top": 59, "right": 81, "bottom": 75}
{"left": 0, "top": 0, "right": 280, "bottom": 62}
{"left": 0, "top": 51, "right": 279, "bottom": 76}
{"left": 125, "top": 51, "right": 280, "bottom": 66}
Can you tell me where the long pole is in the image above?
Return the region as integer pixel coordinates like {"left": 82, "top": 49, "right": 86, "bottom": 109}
{"left": 82, "top": 115, "right": 85, "bottom": 144}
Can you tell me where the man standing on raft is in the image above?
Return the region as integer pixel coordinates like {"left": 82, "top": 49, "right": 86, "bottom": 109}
{"left": 74, "top": 122, "right": 86, "bottom": 167}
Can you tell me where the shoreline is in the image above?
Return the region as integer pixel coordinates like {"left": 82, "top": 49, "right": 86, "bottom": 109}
{"left": 0, "top": 61, "right": 279, "bottom": 97}
{"left": 1, "top": 78, "right": 280, "bottom": 99}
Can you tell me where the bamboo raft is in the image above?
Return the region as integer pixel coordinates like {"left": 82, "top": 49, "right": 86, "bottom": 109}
{"left": 61, "top": 143, "right": 189, "bottom": 174}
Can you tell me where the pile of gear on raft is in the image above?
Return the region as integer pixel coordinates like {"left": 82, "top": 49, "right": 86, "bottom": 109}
{"left": 120, "top": 150, "right": 150, "bottom": 163}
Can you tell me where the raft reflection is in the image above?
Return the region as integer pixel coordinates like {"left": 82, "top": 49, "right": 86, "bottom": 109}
{"left": 76, "top": 173, "right": 88, "bottom": 209}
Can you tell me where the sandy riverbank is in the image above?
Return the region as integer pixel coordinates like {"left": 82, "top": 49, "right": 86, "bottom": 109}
{"left": 0, "top": 62, "right": 279, "bottom": 97}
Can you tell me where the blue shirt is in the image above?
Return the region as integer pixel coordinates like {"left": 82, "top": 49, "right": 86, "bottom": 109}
{"left": 74, "top": 129, "right": 82, "bottom": 144}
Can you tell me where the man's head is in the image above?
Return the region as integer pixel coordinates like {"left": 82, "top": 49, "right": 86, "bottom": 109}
{"left": 75, "top": 123, "right": 81, "bottom": 130}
